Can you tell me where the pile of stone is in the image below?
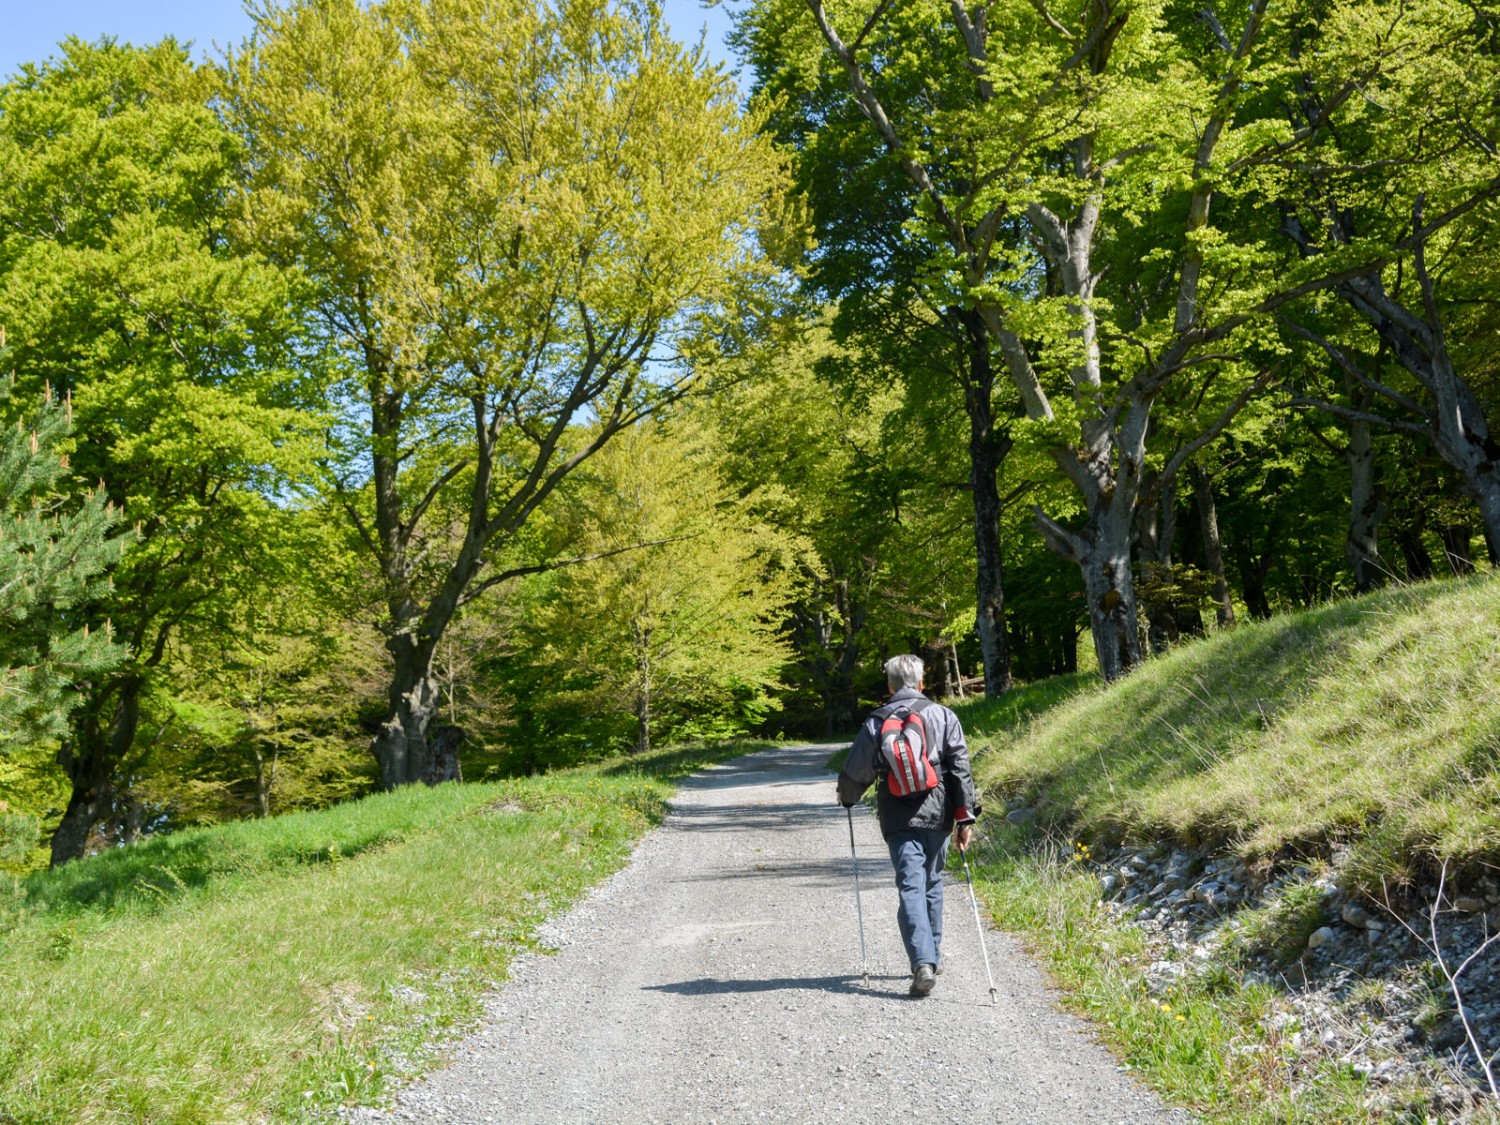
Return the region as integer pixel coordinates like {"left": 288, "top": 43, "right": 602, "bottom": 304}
{"left": 1065, "top": 831, "right": 1500, "bottom": 1119}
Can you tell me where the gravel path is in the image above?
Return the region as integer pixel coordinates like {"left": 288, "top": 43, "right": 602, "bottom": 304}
{"left": 355, "top": 745, "right": 1193, "bottom": 1124}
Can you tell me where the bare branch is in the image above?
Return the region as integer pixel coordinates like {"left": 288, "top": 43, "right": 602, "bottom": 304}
{"left": 325, "top": 469, "right": 379, "bottom": 557}
{"left": 1290, "top": 395, "right": 1433, "bottom": 439}
{"left": 1280, "top": 318, "right": 1432, "bottom": 421}
{"left": 1198, "top": 7, "right": 1232, "bottom": 50}
{"left": 459, "top": 535, "right": 697, "bottom": 605}
{"left": 851, "top": 0, "right": 898, "bottom": 50}
{"left": 1032, "top": 504, "right": 1082, "bottom": 561}
{"left": 1380, "top": 864, "right": 1500, "bottom": 1096}
{"left": 1100, "top": 142, "right": 1157, "bottom": 171}
{"left": 803, "top": 0, "right": 968, "bottom": 251}
{"left": 404, "top": 459, "right": 472, "bottom": 538}
{"left": 1158, "top": 366, "right": 1277, "bottom": 489}
{"left": 1030, "top": 0, "right": 1076, "bottom": 41}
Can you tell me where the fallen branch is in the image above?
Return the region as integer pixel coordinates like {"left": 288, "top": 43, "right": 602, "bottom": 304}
{"left": 1380, "top": 860, "right": 1500, "bottom": 1097}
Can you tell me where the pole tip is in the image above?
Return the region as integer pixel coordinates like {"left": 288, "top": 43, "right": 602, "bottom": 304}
{"left": 990, "top": 988, "right": 998, "bottom": 1004}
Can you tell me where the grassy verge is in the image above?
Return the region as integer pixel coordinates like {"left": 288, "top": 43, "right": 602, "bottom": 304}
{"left": 966, "top": 576, "right": 1500, "bottom": 885}
{"left": 0, "top": 740, "right": 765, "bottom": 1125}
{"left": 968, "top": 826, "right": 1448, "bottom": 1124}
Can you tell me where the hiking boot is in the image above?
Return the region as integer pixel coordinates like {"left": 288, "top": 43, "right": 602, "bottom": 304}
{"left": 910, "top": 963, "right": 937, "bottom": 997}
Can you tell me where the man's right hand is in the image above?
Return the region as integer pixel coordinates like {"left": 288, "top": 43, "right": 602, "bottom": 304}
{"left": 953, "top": 822, "right": 973, "bottom": 851}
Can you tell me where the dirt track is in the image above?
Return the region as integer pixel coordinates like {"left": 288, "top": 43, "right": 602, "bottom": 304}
{"left": 354, "top": 745, "right": 1192, "bottom": 1125}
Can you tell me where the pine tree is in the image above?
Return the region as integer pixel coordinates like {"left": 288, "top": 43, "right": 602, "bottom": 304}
{"left": 0, "top": 381, "right": 126, "bottom": 749}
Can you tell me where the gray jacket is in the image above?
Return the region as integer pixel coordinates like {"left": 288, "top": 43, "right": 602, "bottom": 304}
{"left": 836, "top": 687, "right": 982, "bottom": 838}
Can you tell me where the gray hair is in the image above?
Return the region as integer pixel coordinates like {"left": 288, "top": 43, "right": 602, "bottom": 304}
{"left": 885, "top": 654, "right": 925, "bottom": 693}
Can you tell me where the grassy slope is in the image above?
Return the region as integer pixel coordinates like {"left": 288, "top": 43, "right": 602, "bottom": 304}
{"left": 964, "top": 576, "right": 1500, "bottom": 881}
{"left": 0, "top": 741, "right": 762, "bottom": 1125}
{"left": 950, "top": 578, "right": 1500, "bottom": 1123}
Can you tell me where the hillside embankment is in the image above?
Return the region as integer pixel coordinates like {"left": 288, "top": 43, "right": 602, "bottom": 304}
{"left": 959, "top": 575, "right": 1500, "bottom": 1123}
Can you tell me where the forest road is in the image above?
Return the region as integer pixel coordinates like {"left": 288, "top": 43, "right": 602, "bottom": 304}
{"left": 350, "top": 744, "right": 1194, "bottom": 1125}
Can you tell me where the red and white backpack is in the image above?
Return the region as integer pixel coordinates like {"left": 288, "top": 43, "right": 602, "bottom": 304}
{"left": 878, "top": 700, "right": 938, "bottom": 797}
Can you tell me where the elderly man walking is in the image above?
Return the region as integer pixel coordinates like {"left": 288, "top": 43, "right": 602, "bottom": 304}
{"left": 837, "top": 654, "right": 982, "bottom": 996}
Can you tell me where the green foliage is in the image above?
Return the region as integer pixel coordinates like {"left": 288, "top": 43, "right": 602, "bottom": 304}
{"left": 0, "top": 385, "right": 127, "bottom": 750}
{"left": 137, "top": 624, "right": 382, "bottom": 826}
{"left": 0, "top": 36, "right": 333, "bottom": 857}
{"left": 490, "top": 418, "right": 796, "bottom": 764}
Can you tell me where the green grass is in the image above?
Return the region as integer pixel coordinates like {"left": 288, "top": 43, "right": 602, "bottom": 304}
{"left": 968, "top": 827, "right": 1452, "bottom": 1124}
{"left": 0, "top": 740, "right": 764, "bottom": 1125}
{"left": 965, "top": 576, "right": 1500, "bottom": 883}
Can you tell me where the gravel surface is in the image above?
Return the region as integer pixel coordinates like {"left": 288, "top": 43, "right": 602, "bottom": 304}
{"left": 350, "top": 745, "right": 1192, "bottom": 1125}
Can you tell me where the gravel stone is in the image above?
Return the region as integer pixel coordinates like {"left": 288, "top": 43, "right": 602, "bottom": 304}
{"left": 349, "top": 746, "right": 1190, "bottom": 1125}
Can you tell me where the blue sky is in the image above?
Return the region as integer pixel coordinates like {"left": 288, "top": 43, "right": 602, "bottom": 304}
{"left": 2, "top": 0, "right": 738, "bottom": 82}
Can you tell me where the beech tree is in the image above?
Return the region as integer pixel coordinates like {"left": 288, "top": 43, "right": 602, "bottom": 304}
{"left": 0, "top": 41, "right": 325, "bottom": 864}
{"left": 231, "top": 0, "right": 793, "bottom": 787}
{"left": 742, "top": 0, "right": 1493, "bottom": 680}
{"left": 500, "top": 419, "right": 796, "bottom": 758}
{"left": 1277, "top": 0, "right": 1500, "bottom": 562}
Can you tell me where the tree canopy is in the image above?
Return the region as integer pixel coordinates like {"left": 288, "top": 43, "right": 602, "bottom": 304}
{"left": 2, "top": 0, "right": 1499, "bottom": 865}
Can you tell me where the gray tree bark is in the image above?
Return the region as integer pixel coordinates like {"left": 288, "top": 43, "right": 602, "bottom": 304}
{"left": 1344, "top": 388, "right": 1386, "bottom": 593}
{"left": 1191, "top": 468, "right": 1236, "bottom": 627}
{"left": 1288, "top": 205, "right": 1500, "bottom": 565}
{"left": 957, "top": 308, "right": 1014, "bottom": 696}
{"left": 51, "top": 677, "right": 142, "bottom": 867}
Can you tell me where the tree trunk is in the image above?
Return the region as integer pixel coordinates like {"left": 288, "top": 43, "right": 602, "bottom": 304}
{"left": 51, "top": 679, "right": 144, "bottom": 867}
{"left": 369, "top": 632, "right": 446, "bottom": 788}
{"left": 1343, "top": 381, "right": 1386, "bottom": 593}
{"left": 254, "top": 748, "right": 272, "bottom": 819}
{"left": 1439, "top": 523, "right": 1474, "bottom": 576}
{"left": 429, "top": 726, "right": 464, "bottom": 781}
{"left": 1037, "top": 490, "right": 1145, "bottom": 681}
{"left": 1334, "top": 265, "right": 1500, "bottom": 566}
{"left": 830, "top": 577, "right": 867, "bottom": 733}
{"left": 122, "top": 798, "right": 144, "bottom": 846}
{"left": 958, "top": 309, "right": 1014, "bottom": 697}
{"left": 1191, "top": 468, "right": 1235, "bottom": 627}
{"left": 635, "top": 676, "right": 651, "bottom": 756}
{"left": 1477, "top": 489, "right": 1500, "bottom": 566}
{"left": 1136, "top": 475, "right": 1194, "bottom": 656}
{"left": 1082, "top": 533, "right": 1142, "bottom": 680}
{"left": 1396, "top": 527, "right": 1435, "bottom": 580}
{"left": 1241, "top": 568, "right": 1273, "bottom": 620}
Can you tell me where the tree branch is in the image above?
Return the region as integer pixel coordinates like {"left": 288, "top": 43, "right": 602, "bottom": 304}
{"left": 1158, "top": 366, "right": 1276, "bottom": 490}
{"left": 1280, "top": 318, "right": 1432, "bottom": 421}
{"left": 458, "top": 536, "right": 696, "bottom": 605}
{"left": 1290, "top": 396, "right": 1433, "bottom": 439}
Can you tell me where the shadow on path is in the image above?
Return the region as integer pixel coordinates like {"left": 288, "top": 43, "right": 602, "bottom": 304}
{"left": 642, "top": 974, "right": 906, "bottom": 997}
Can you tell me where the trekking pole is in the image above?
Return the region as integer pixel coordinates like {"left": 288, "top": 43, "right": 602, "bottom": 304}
{"left": 958, "top": 842, "right": 999, "bottom": 1005}
{"left": 846, "top": 805, "right": 869, "bottom": 987}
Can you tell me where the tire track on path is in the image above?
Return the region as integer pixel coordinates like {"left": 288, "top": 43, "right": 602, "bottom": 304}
{"left": 352, "top": 745, "right": 1193, "bottom": 1124}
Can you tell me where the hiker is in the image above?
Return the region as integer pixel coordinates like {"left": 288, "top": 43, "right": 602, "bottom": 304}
{"left": 837, "top": 653, "right": 981, "bottom": 997}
